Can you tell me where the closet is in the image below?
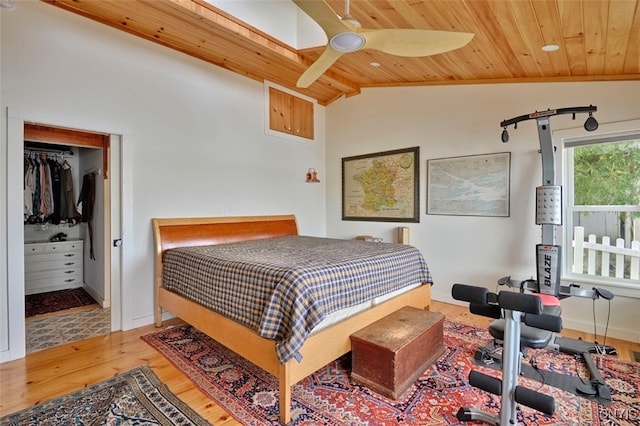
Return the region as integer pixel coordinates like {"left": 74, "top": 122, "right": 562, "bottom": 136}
{"left": 24, "top": 142, "right": 84, "bottom": 296}
{"left": 23, "top": 124, "right": 110, "bottom": 309}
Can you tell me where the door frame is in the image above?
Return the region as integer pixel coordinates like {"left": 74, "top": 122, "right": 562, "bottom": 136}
{"left": 1, "top": 106, "right": 126, "bottom": 362}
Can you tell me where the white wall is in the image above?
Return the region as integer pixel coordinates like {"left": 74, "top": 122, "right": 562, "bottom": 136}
{"left": 0, "top": 1, "right": 326, "bottom": 360}
{"left": 325, "top": 82, "right": 640, "bottom": 342}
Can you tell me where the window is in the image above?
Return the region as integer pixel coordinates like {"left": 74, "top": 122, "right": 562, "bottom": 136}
{"left": 563, "top": 131, "right": 640, "bottom": 286}
{"left": 263, "top": 81, "right": 316, "bottom": 142}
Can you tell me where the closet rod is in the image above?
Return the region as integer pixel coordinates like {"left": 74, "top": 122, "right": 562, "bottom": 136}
{"left": 24, "top": 141, "right": 74, "bottom": 155}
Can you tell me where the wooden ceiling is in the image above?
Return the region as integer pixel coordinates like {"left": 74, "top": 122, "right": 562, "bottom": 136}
{"left": 44, "top": 0, "right": 640, "bottom": 106}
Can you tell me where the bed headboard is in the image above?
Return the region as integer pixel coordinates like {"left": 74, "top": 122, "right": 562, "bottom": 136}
{"left": 153, "top": 214, "right": 298, "bottom": 293}
{"left": 152, "top": 214, "right": 299, "bottom": 258}
{"left": 152, "top": 214, "right": 299, "bottom": 326}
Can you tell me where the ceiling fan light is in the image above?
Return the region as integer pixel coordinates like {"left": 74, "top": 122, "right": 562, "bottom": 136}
{"left": 330, "top": 32, "right": 365, "bottom": 52}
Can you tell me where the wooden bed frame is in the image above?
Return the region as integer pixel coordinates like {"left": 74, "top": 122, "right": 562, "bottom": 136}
{"left": 152, "top": 214, "right": 432, "bottom": 424}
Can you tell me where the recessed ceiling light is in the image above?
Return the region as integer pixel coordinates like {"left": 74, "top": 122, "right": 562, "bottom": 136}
{"left": 542, "top": 44, "right": 560, "bottom": 52}
{"left": 370, "top": 62, "right": 381, "bottom": 67}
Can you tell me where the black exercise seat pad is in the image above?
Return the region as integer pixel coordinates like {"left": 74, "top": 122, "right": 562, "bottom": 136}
{"left": 489, "top": 319, "right": 555, "bottom": 349}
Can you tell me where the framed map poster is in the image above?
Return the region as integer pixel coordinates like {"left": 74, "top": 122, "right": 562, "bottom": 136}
{"left": 342, "top": 147, "right": 419, "bottom": 222}
{"left": 427, "top": 152, "right": 510, "bottom": 217}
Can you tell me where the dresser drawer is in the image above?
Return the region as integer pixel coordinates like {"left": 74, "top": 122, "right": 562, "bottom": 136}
{"left": 25, "top": 275, "right": 83, "bottom": 295}
{"left": 24, "top": 245, "right": 46, "bottom": 255}
{"left": 25, "top": 241, "right": 83, "bottom": 256}
{"left": 25, "top": 255, "right": 81, "bottom": 273}
{"left": 45, "top": 242, "right": 83, "bottom": 253}
{"left": 25, "top": 268, "right": 82, "bottom": 282}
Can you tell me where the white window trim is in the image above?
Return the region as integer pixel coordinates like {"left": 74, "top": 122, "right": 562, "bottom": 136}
{"left": 553, "top": 118, "right": 640, "bottom": 298}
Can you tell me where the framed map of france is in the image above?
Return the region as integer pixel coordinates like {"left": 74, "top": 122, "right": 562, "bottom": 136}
{"left": 342, "top": 147, "right": 419, "bottom": 222}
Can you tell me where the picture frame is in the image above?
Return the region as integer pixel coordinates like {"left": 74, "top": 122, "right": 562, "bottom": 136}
{"left": 342, "top": 147, "right": 419, "bottom": 222}
{"left": 427, "top": 152, "right": 511, "bottom": 217}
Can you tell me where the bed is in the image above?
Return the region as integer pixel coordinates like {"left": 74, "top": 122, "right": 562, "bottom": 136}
{"left": 153, "top": 214, "right": 433, "bottom": 424}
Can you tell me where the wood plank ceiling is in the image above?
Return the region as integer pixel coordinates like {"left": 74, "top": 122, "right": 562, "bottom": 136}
{"left": 44, "top": 0, "right": 640, "bottom": 106}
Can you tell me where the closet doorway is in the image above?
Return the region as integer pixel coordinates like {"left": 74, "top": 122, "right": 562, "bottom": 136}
{"left": 22, "top": 123, "right": 117, "bottom": 353}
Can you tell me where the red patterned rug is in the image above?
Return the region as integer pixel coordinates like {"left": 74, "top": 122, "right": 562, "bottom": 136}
{"left": 142, "top": 321, "right": 639, "bottom": 425}
{"left": 25, "top": 287, "right": 96, "bottom": 317}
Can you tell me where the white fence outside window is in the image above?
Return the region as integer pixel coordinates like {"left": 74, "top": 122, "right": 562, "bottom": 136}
{"left": 572, "top": 226, "right": 640, "bottom": 281}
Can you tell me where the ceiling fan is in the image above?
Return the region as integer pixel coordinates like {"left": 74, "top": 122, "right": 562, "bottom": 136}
{"left": 293, "top": 0, "right": 474, "bottom": 88}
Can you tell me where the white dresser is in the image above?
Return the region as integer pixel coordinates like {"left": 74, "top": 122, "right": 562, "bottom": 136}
{"left": 24, "top": 240, "right": 84, "bottom": 295}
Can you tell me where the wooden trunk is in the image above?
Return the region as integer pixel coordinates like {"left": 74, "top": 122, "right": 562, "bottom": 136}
{"left": 350, "top": 306, "right": 446, "bottom": 399}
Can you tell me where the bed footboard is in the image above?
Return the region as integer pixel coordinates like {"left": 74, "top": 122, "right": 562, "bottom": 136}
{"left": 158, "top": 279, "right": 431, "bottom": 424}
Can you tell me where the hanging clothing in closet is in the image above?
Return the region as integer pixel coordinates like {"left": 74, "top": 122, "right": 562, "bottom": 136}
{"left": 24, "top": 152, "right": 81, "bottom": 225}
{"left": 59, "top": 164, "right": 81, "bottom": 224}
{"left": 23, "top": 158, "right": 34, "bottom": 221}
{"left": 47, "top": 157, "right": 61, "bottom": 224}
{"left": 77, "top": 171, "right": 96, "bottom": 260}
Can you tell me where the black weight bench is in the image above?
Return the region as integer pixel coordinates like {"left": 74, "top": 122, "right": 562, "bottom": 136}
{"left": 478, "top": 283, "right": 614, "bottom": 402}
{"left": 452, "top": 283, "right": 563, "bottom": 425}
{"left": 483, "top": 293, "right": 562, "bottom": 356}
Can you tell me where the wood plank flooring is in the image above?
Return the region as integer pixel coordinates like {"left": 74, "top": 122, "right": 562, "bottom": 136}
{"left": 1, "top": 300, "right": 638, "bottom": 425}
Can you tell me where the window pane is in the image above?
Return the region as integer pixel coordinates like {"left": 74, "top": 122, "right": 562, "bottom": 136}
{"left": 567, "top": 137, "right": 640, "bottom": 283}
{"left": 573, "top": 139, "right": 640, "bottom": 206}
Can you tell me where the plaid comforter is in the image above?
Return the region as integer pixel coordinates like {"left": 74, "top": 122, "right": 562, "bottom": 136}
{"left": 161, "top": 236, "right": 432, "bottom": 363}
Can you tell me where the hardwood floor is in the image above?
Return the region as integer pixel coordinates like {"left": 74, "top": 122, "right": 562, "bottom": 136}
{"left": 1, "top": 300, "right": 638, "bottom": 424}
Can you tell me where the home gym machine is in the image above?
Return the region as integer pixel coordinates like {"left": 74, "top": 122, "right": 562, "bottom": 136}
{"left": 454, "top": 106, "right": 617, "bottom": 425}
{"left": 499, "top": 105, "right": 600, "bottom": 298}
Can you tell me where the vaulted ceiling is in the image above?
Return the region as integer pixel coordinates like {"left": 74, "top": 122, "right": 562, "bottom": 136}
{"left": 44, "top": 0, "right": 640, "bottom": 105}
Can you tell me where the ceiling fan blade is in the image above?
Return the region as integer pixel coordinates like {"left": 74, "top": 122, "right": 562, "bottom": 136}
{"left": 292, "top": 0, "right": 351, "bottom": 38}
{"left": 297, "top": 47, "right": 344, "bottom": 88}
{"left": 361, "top": 29, "right": 474, "bottom": 57}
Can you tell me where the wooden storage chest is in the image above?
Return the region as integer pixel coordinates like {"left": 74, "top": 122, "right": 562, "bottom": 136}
{"left": 350, "top": 306, "right": 446, "bottom": 399}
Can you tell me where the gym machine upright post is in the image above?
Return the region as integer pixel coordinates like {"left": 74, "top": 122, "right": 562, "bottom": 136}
{"left": 500, "top": 105, "right": 600, "bottom": 289}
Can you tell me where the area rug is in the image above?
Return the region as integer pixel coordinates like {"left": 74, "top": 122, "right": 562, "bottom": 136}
{"left": 0, "top": 365, "right": 210, "bottom": 425}
{"left": 142, "top": 321, "right": 639, "bottom": 425}
{"left": 25, "top": 287, "right": 96, "bottom": 317}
